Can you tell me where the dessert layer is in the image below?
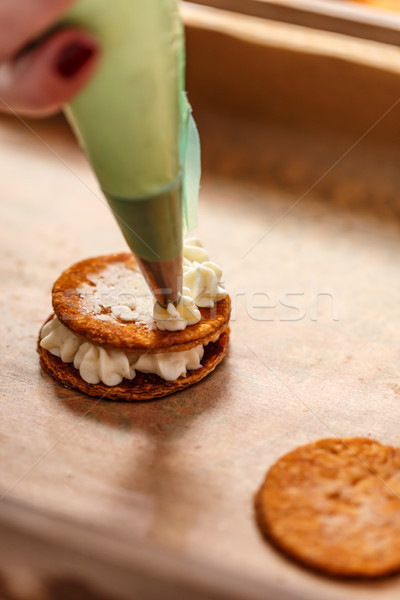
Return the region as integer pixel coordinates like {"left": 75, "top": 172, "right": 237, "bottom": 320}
{"left": 40, "top": 316, "right": 204, "bottom": 386}
{"left": 39, "top": 330, "right": 230, "bottom": 402}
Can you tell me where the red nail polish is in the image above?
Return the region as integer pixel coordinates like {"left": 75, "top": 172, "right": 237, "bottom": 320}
{"left": 55, "top": 42, "right": 95, "bottom": 78}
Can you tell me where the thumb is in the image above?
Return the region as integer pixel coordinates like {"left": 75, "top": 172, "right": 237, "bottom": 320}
{"left": 0, "top": 28, "right": 99, "bottom": 118}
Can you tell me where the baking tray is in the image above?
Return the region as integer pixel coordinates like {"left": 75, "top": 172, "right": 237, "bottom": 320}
{"left": 1, "top": 3, "right": 400, "bottom": 599}
{"left": 186, "top": 0, "right": 400, "bottom": 45}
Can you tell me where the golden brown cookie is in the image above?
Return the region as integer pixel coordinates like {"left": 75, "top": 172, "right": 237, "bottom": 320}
{"left": 52, "top": 253, "right": 231, "bottom": 353}
{"left": 255, "top": 438, "right": 400, "bottom": 578}
{"left": 39, "top": 329, "right": 229, "bottom": 401}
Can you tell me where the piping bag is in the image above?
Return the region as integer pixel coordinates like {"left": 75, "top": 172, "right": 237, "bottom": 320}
{"left": 60, "top": 0, "right": 200, "bottom": 307}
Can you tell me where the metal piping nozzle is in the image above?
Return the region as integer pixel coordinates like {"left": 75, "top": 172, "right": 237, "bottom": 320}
{"left": 137, "top": 254, "right": 182, "bottom": 307}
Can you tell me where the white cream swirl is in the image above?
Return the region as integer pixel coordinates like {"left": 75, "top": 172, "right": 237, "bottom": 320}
{"left": 154, "top": 238, "right": 227, "bottom": 330}
{"left": 153, "top": 286, "right": 201, "bottom": 331}
{"left": 183, "top": 260, "right": 226, "bottom": 308}
{"left": 40, "top": 316, "right": 204, "bottom": 385}
{"left": 183, "top": 237, "right": 210, "bottom": 265}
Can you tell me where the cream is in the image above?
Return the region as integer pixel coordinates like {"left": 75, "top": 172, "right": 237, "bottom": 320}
{"left": 40, "top": 316, "right": 204, "bottom": 386}
{"left": 183, "top": 237, "right": 210, "bottom": 265}
{"left": 183, "top": 260, "right": 226, "bottom": 308}
{"left": 154, "top": 238, "right": 227, "bottom": 330}
{"left": 153, "top": 286, "right": 201, "bottom": 331}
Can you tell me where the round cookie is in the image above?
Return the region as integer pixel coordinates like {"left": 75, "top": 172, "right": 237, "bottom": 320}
{"left": 52, "top": 253, "right": 231, "bottom": 353}
{"left": 255, "top": 437, "right": 400, "bottom": 578}
{"left": 39, "top": 328, "right": 229, "bottom": 401}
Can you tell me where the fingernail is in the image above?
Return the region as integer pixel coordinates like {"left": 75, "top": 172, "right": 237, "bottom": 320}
{"left": 55, "top": 41, "right": 96, "bottom": 78}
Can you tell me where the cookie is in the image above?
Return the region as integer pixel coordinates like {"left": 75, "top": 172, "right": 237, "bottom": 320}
{"left": 39, "top": 328, "right": 229, "bottom": 401}
{"left": 255, "top": 438, "right": 400, "bottom": 578}
{"left": 52, "top": 253, "right": 230, "bottom": 353}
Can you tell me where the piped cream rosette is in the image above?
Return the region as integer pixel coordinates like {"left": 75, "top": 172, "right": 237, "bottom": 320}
{"left": 154, "top": 238, "right": 227, "bottom": 331}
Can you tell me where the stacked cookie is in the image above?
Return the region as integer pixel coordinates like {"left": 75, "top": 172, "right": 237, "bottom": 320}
{"left": 39, "top": 239, "right": 230, "bottom": 401}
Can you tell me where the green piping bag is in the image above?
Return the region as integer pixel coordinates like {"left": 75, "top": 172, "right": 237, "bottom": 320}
{"left": 60, "top": 0, "right": 200, "bottom": 302}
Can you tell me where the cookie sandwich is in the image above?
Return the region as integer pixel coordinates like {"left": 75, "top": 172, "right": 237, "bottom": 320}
{"left": 39, "top": 239, "right": 230, "bottom": 401}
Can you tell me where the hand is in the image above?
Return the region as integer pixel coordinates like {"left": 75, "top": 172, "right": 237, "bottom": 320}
{"left": 0, "top": 0, "right": 99, "bottom": 117}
